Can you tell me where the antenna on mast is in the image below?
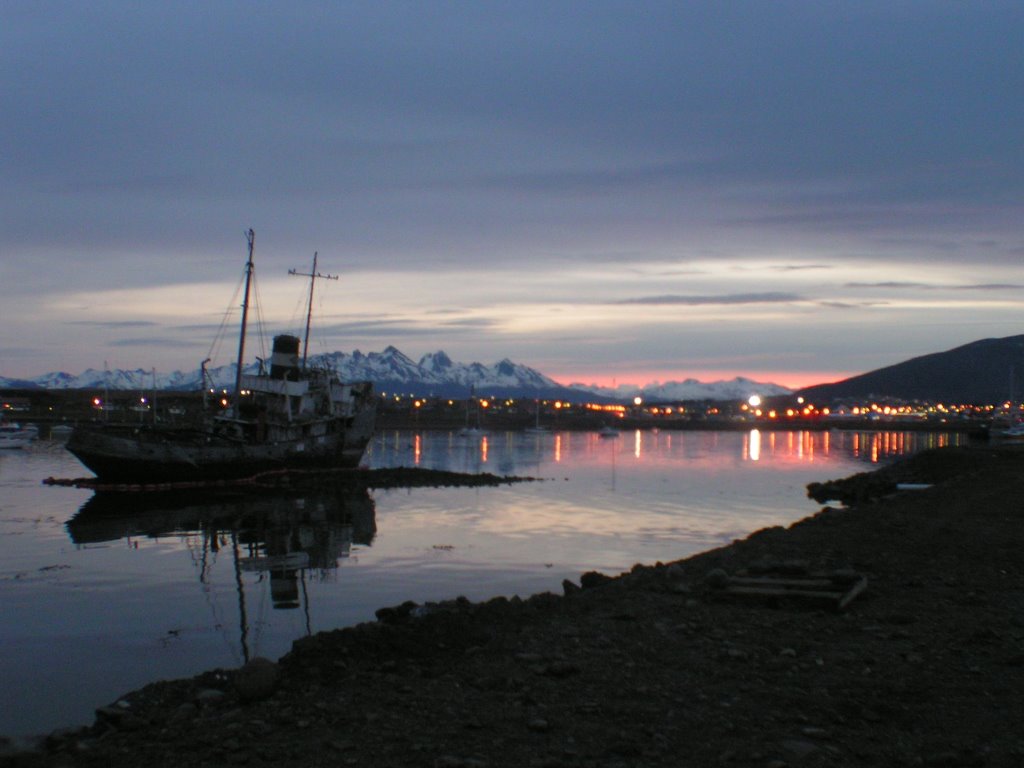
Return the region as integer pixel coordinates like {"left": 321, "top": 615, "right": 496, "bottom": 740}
{"left": 289, "top": 252, "right": 338, "bottom": 370}
{"left": 233, "top": 229, "right": 255, "bottom": 407}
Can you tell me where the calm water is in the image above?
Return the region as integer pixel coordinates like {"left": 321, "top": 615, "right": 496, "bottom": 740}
{"left": 0, "top": 427, "right": 965, "bottom": 737}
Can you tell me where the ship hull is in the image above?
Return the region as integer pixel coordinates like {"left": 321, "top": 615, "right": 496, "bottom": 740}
{"left": 67, "top": 408, "right": 375, "bottom": 484}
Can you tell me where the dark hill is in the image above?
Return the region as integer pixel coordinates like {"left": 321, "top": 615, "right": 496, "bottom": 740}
{"left": 797, "top": 334, "right": 1024, "bottom": 403}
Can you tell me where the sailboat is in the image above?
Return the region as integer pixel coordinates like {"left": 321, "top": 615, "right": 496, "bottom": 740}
{"left": 66, "top": 230, "right": 377, "bottom": 483}
{"left": 458, "top": 385, "right": 485, "bottom": 436}
{"left": 524, "top": 399, "right": 550, "bottom": 434}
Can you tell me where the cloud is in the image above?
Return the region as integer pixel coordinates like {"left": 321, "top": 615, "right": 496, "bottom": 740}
{"left": 816, "top": 300, "right": 888, "bottom": 310}
{"left": 108, "top": 337, "right": 199, "bottom": 348}
{"left": 475, "top": 160, "right": 705, "bottom": 196}
{"left": 770, "top": 264, "right": 833, "bottom": 272}
{"left": 616, "top": 292, "right": 803, "bottom": 306}
{"left": 317, "top": 316, "right": 498, "bottom": 338}
{"left": 846, "top": 282, "right": 1024, "bottom": 291}
{"left": 65, "top": 321, "right": 161, "bottom": 328}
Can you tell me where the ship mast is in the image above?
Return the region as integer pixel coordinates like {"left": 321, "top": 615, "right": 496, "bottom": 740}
{"left": 233, "top": 229, "right": 256, "bottom": 409}
{"left": 289, "top": 252, "right": 338, "bottom": 370}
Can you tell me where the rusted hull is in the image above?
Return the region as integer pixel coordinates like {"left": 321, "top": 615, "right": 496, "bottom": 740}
{"left": 67, "top": 410, "right": 375, "bottom": 483}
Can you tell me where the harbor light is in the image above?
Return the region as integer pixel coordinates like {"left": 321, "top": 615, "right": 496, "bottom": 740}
{"left": 633, "top": 396, "right": 643, "bottom": 406}
{"left": 748, "top": 395, "right": 762, "bottom": 408}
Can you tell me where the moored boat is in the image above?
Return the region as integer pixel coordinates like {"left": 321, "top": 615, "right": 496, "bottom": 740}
{"left": 1000, "top": 422, "right": 1024, "bottom": 440}
{"left": 66, "top": 230, "right": 377, "bottom": 483}
{"left": 523, "top": 399, "right": 550, "bottom": 434}
{"left": 0, "top": 421, "right": 36, "bottom": 449}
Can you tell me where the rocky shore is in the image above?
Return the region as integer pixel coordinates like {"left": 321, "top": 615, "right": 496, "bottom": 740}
{"left": 4, "top": 445, "right": 1024, "bottom": 767}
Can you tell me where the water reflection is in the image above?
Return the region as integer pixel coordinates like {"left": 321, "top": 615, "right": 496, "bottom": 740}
{"left": 0, "top": 427, "right": 975, "bottom": 738}
{"left": 369, "top": 427, "right": 971, "bottom": 474}
{"left": 66, "top": 485, "right": 376, "bottom": 661}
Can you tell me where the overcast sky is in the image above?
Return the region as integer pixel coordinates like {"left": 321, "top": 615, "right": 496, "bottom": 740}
{"left": 2, "top": 1, "right": 1022, "bottom": 388}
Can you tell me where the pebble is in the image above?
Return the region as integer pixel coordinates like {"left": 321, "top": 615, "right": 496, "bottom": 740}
{"left": 540, "top": 661, "right": 580, "bottom": 678}
{"left": 527, "top": 718, "right": 550, "bottom": 733}
{"left": 235, "top": 657, "right": 281, "bottom": 703}
{"left": 780, "top": 739, "right": 819, "bottom": 758}
{"left": 801, "top": 727, "right": 830, "bottom": 738}
{"left": 704, "top": 569, "right": 731, "bottom": 589}
{"left": 195, "top": 688, "right": 226, "bottom": 705}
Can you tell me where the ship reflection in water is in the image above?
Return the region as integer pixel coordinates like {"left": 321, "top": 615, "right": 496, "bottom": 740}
{"left": 66, "top": 484, "right": 376, "bottom": 660}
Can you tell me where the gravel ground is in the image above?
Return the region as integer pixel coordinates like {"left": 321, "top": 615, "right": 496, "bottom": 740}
{"left": 4, "top": 444, "right": 1024, "bottom": 767}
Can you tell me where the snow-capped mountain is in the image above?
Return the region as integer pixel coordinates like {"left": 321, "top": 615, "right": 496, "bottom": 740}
{"left": 0, "top": 348, "right": 576, "bottom": 400}
{"left": 570, "top": 377, "right": 792, "bottom": 403}
{"left": 1, "top": 348, "right": 790, "bottom": 402}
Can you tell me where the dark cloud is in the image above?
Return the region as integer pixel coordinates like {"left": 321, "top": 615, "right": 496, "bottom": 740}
{"left": 3, "top": 2, "right": 1020, "bottom": 264}
{"left": 108, "top": 338, "right": 199, "bottom": 348}
{"left": 438, "top": 317, "right": 499, "bottom": 329}
{"left": 617, "top": 293, "right": 802, "bottom": 306}
{"left": 65, "top": 321, "right": 161, "bottom": 328}
{"left": 317, "top": 316, "right": 498, "bottom": 338}
{"left": 770, "top": 264, "right": 833, "bottom": 272}
{"left": 845, "top": 282, "right": 1024, "bottom": 291}
{"left": 816, "top": 301, "right": 888, "bottom": 309}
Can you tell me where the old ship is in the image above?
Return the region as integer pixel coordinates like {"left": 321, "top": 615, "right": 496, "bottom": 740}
{"left": 66, "top": 230, "right": 377, "bottom": 483}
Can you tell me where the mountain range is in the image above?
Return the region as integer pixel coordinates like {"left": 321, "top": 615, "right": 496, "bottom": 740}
{"left": 0, "top": 346, "right": 790, "bottom": 403}
{"left": 797, "top": 334, "right": 1024, "bottom": 404}
{"left": 10, "top": 333, "right": 1024, "bottom": 404}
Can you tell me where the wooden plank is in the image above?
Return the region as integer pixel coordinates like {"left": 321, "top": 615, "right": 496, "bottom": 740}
{"left": 728, "top": 577, "right": 835, "bottom": 589}
{"left": 838, "top": 577, "right": 869, "bottom": 610}
{"left": 724, "top": 586, "right": 844, "bottom": 601}
{"left": 715, "top": 573, "right": 868, "bottom": 611}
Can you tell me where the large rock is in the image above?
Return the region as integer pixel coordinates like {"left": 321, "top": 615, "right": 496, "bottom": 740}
{"left": 234, "top": 657, "right": 280, "bottom": 703}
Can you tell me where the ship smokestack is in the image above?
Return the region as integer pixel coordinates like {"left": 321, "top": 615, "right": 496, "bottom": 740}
{"left": 270, "top": 335, "right": 301, "bottom": 380}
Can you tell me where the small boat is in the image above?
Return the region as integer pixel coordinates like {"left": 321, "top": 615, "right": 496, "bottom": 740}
{"left": 1000, "top": 422, "right": 1024, "bottom": 439}
{"left": 458, "top": 386, "right": 486, "bottom": 437}
{"left": 66, "top": 231, "right": 377, "bottom": 483}
{"left": 0, "top": 420, "right": 36, "bottom": 449}
{"left": 524, "top": 399, "right": 550, "bottom": 434}
{"left": 597, "top": 425, "right": 620, "bottom": 438}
